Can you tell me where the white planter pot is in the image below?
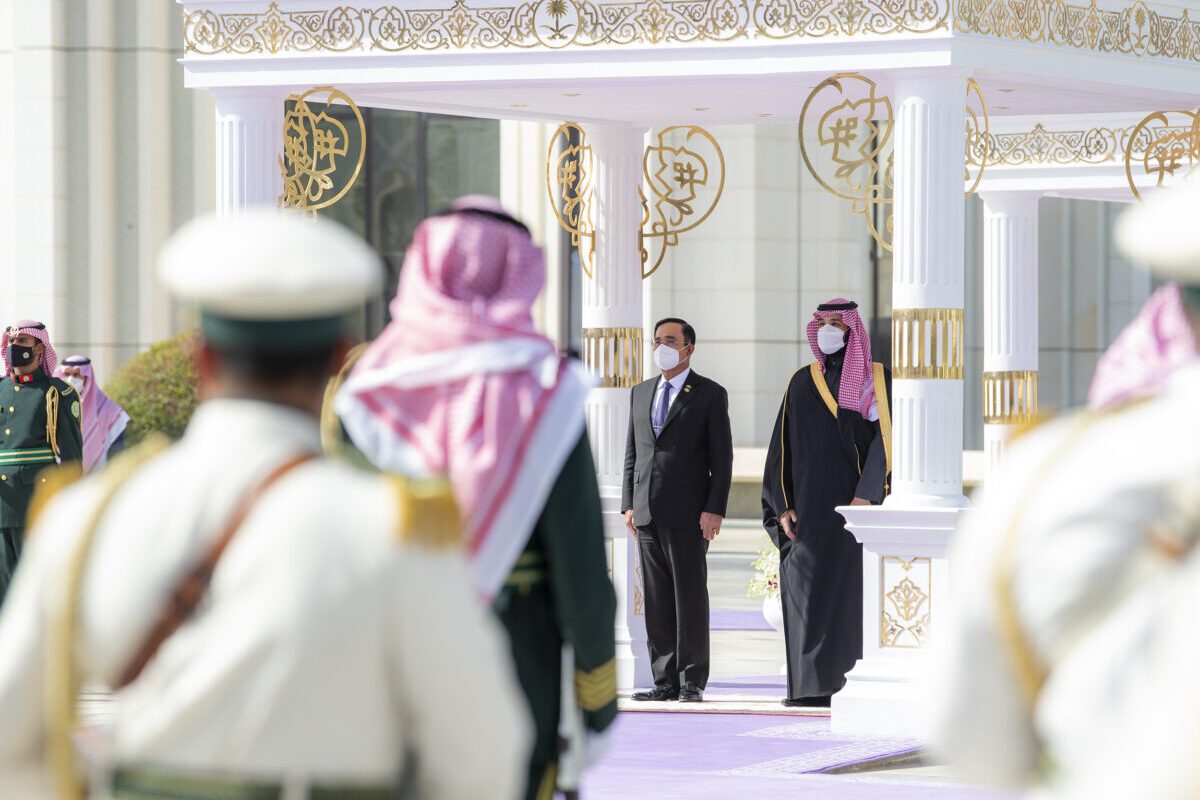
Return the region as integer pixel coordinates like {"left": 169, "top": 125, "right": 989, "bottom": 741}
{"left": 762, "top": 594, "right": 784, "bottom": 633}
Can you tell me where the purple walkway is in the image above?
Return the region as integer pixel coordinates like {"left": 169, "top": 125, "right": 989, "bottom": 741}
{"left": 582, "top": 712, "right": 1015, "bottom": 800}
{"left": 709, "top": 608, "right": 775, "bottom": 631}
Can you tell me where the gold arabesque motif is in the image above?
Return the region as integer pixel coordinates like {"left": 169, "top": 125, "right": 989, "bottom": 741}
{"left": 954, "top": 0, "right": 1200, "bottom": 64}
{"left": 974, "top": 121, "right": 1196, "bottom": 166}
{"left": 640, "top": 125, "right": 726, "bottom": 279}
{"left": 880, "top": 556, "right": 932, "bottom": 648}
{"left": 799, "top": 74, "right": 989, "bottom": 251}
{"left": 184, "top": 0, "right": 950, "bottom": 56}
{"left": 278, "top": 86, "right": 366, "bottom": 212}
{"left": 546, "top": 121, "right": 596, "bottom": 278}
{"left": 1123, "top": 109, "right": 1200, "bottom": 200}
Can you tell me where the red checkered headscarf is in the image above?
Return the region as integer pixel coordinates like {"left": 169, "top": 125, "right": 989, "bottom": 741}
{"left": 2, "top": 320, "right": 58, "bottom": 376}
{"left": 807, "top": 298, "right": 877, "bottom": 418}
{"left": 1088, "top": 283, "right": 1196, "bottom": 410}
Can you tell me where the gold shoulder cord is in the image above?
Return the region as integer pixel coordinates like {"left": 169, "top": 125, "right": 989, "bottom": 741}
{"left": 872, "top": 363, "right": 892, "bottom": 491}
{"left": 45, "top": 387, "right": 60, "bottom": 459}
{"left": 387, "top": 475, "right": 462, "bottom": 550}
{"left": 809, "top": 362, "right": 838, "bottom": 419}
{"left": 46, "top": 435, "right": 170, "bottom": 800}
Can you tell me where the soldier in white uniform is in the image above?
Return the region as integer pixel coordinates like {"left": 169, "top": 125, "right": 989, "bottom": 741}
{"left": 0, "top": 210, "right": 531, "bottom": 799}
{"left": 929, "top": 180, "right": 1200, "bottom": 798}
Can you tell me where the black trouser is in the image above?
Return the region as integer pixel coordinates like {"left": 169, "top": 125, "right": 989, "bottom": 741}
{"left": 0, "top": 526, "right": 23, "bottom": 606}
{"left": 637, "top": 521, "right": 710, "bottom": 690}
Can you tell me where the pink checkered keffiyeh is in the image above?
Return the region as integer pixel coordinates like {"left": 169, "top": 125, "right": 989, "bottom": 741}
{"left": 336, "top": 196, "right": 591, "bottom": 600}
{"left": 1, "top": 320, "right": 58, "bottom": 376}
{"left": 1088, "top": 283, "right": 1197, "bottom": 410}
{"left": 806, "top": 298, "right": 876, "bottom": 418}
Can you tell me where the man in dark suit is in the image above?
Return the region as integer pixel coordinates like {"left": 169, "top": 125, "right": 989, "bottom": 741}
{"left": 622, "top": 317, "right": 733, "bottom": 703}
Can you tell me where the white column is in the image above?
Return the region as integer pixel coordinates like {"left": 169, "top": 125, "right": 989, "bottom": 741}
{"left": 982, "top": 193, "right": 1039, "bottom": 482}
{"left": 834, "top": 75, "right": 968, "bottom": 735}
{"left": 580, "top": 125, "right": 652, "bottom": 690}
{"left": 212, "top": 89, "right": 286, "bottom": 216}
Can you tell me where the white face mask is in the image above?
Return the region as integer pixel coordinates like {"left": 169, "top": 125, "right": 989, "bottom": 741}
{"left": 65, "top": 376, "right": 85, "bottom": 393}
{"left": 817, "top": 324, "right": 847, "bottom": 355}
{"left": 654, "top": 344, "right": 685, "bottom": 372}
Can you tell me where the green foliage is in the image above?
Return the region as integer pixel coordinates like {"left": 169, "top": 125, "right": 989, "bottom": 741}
{"left": 104, "top": 331, "right": 200, "bottom": 445}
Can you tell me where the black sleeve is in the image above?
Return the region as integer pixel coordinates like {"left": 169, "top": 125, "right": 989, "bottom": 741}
{"left": 703, "top": 385, "right": 733, "bottom": 517}
{"left": 854, "top": 431, "right": 886, "bottom": 503}
{"left": 621, "top": 388, "right": 636, "bottom": 514}
{"left": 55, "top": 387, "right": 84, "bottom": 464}
{"left": 761, "top": 384, "right": 792, "bottom": 550}
{"left": 542, "top": 433, "right": 618, "bottom": 732}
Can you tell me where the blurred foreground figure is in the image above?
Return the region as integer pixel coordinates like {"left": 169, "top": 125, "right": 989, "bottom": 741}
{"left": 0, "top": 210, "right": 530, "bottom": 800}
{"left": 931, "top": 180, "right": 1200, "bottom": 799}
{"left": 0, "top": 321, "right": 83, "bottom": 604}
{"left": 55, "top": 356, "right": 130, "bottom": 472}
{"left": 338, "top": 196, "right": 616, "bottom": 800}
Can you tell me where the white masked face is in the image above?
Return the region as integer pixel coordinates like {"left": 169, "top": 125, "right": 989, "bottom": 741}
{"left": 653, "top": 344, "right": 681, "bottom": 371}
{"left": 65, "top": 376, "right": 85, "bottom": 393}
{"left": 817, "top": 324, "right": 847, "bottom": 355}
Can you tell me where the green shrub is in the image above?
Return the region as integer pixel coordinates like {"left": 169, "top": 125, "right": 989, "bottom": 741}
{"left": 104, "top": 331, "right": 200, "bottom": 445}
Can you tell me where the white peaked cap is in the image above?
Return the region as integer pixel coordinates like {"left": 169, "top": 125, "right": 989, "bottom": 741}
{"left": 1116, "top": 179, "right": 1200, "bottom": 285}
{"left": 159, "top": 208, "right": 383, "bottom": 319}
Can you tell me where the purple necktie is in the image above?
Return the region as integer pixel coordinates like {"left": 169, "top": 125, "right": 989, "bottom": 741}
{"left": 653, "top": 381, "right": 672, "bottom": 437}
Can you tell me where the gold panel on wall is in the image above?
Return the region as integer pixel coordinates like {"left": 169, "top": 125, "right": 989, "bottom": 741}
{"left": 983, "top": 370, "right": 1039, "bottom": 425}
{"left": 892, "top": 308, "right": 964, "bottom": 380}
{"left": 582, "top": 327, "right": 643, "bottom": 389}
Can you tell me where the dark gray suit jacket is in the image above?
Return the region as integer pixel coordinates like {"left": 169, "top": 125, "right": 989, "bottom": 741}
{"left": 621, "top": 371, "right": 734, "bottom": 529}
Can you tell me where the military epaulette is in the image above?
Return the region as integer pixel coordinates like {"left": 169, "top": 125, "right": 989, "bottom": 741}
{"left": 25, "top": 462, "right": 85, "bottom": 533}
{"left": 386, "top": 474, "right": 462, "bottom": 550}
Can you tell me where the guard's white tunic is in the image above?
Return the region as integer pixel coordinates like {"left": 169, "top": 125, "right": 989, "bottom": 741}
{"left": 0, "top": 398, "right": 532, "bottom": 798}
{"left": 930, "top": 360, "right": 1200, "bottom": 798}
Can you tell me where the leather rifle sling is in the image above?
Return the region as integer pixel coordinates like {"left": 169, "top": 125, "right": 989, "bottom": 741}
{"left": 115, "top": 452, "right": 317, "bottom": 690}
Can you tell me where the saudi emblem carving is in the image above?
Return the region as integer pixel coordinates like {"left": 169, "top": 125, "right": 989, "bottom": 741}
{"left": 546, "top": 121, "right": 596, "bottom": 278}
{"left": 1124, "top": 109, "right": 1200, "bottom": 201}
{"left": 278, "top": 86, "right": 366, "bottom": 212}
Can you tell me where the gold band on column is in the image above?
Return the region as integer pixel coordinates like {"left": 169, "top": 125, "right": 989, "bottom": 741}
{"left": 891, "top": 308, "right": 964, "bottom": 380}
{"left": 983, "top": 370, "right": 1038, "bottom": 425}
{"left": 582, "top": 327, "right": 643, "bottom": 389}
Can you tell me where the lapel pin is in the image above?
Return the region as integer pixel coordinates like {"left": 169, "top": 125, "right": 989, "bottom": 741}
{"left": 684, "top": 385, "right": 692, "bottom": 393}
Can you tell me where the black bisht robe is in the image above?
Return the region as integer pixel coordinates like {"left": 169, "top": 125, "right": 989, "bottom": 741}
{"left": 761, "top": 350, "right": 891, "bottom": 699}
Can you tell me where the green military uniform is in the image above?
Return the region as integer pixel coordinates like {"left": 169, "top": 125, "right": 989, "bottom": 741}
{"left": 0, "top": 368, "right": 84, "bottom": 602}
{"left": 494, "top": 433, "right": 618, "bottom": 800}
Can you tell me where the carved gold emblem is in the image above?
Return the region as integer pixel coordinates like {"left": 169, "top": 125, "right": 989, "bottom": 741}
{"left": 546, "top": 121, "right": 596, "bottom": 278}
{"left": 640, "top": 125, "right": 726, "bottom": 279}
{"left": 1124, "top": 109, "right": 1200, "bottom": 200}
{"left": 880, "top": 556, "right": 932, "bottom": 648}
{"left": 799, "top": 73, "right": 989, "bottom": 251}
{"left": 278, "top": 86, "right": 366, "bottom": 212}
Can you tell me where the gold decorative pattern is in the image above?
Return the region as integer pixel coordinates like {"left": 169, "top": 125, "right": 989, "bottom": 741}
{"left": 547, "top": 121, "right": 596, "bottom": 279}
{"left": 278, "top": 86, "right": 366, "bottom": 212}
{"left": 983, "top": 370, "right": 1038, "bottom": 425}
{"left": 799, "top": 74, "right": 988, "bottom": 251}
{"left": 880, "top": 556, "right": 932, "bottom": 648}
{"left": 640, "top": 125, "right": 726, "bottom": 279}
{"left": 183, "top": 0, "right": 950, "bottom": 57}
{"left": 892, "top": 308, "right": 964, "bottom": 380}
{"left": 954, "top": 0, "right": 1200, "bottom": 65}
{"left": 582, "top": 327, "right": 643, "bottom": 388}
{"left": 574, "top": 658, "right": 617, "bottom": 711}
{"left": 974, "top": 120, "right": 1196, "bottom": 166}
{"left": 1124, "top": 109, "right": 1200, "bottom": 200}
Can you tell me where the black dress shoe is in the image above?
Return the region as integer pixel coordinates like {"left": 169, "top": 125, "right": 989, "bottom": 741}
{"left": 678, "top": 684, "right": 703, "bottom": 703}
{"left": 781, "top": 695, "right": 831, "bottom": 708}
{"left": 631, "top": 686, "right": 679, "bottom": 701}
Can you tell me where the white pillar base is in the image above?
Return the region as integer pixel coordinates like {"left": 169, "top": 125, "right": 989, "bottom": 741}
{"left": 832, "top": 505, "right": 965, "bottom": 736}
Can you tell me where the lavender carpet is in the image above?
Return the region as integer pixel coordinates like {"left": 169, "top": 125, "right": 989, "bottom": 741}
{"left": 705, "top": 674, "right": 789, "bottom": 698}
{"left": 709, "top": 608, "right": 775, "bottom": 631}
{"left": 582, "top": 712, "right": 1014, "bottom": 800}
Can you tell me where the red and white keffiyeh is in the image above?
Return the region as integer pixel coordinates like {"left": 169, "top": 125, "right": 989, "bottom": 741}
{"left": 54, "top": 356, "right": 130, "bottom": 472}
{"left": 2, "top": 320, "right": 58, "bottom": 376}
{"left": 806, "top": 298, "right": 877, "bottom": 419}
{"left": 1088, "top": 283, "right": 1196, "bottom": 410}
{"left": 336, "top": 196, "right": 591, "bottom": 600}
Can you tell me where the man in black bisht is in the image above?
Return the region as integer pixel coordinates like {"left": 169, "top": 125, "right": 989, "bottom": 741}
{"left": 762, "top": 298, "right": 891, "bottom": 707}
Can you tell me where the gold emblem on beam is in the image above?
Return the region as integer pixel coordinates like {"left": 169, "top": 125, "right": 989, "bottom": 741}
{"left": 546, "top": 121, "right": 596, "bottom": 279}
{"left": 640, "top": 125, "right": 726, "bottom": 280}
{"left": 799, "top": 74, "right": 989, "bottom": 252}
{"left": 278, "top": 86, "right": 366, "bottom": 212}
{"left": 1124, "top": 109, "right": 1200, "bottom": 201}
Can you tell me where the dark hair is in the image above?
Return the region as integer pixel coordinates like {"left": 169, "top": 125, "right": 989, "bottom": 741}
{"left": 654, "top": 317, "right": 696, "bottom": 346}
{"left": 211, "top": 343, "right": 337, "bottom": 385}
